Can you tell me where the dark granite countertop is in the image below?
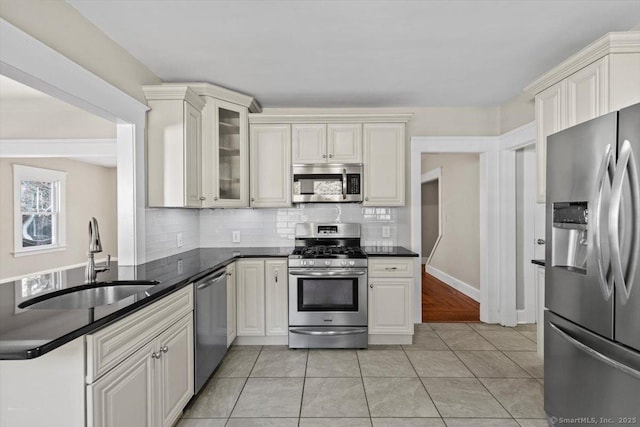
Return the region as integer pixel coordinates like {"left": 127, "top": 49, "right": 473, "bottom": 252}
{"left": 363, "top": 246, "right": 419, "bottom": 257}
{"left": 0, "top": 247, "right": 291, "bottom": 360}
{"left": 1, "top": 245, "right": 419, "bottom": 359}
{"left": 531, "top": 259, "right": 545, "bottom": 267}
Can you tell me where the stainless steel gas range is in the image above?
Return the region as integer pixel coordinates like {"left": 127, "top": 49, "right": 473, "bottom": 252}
{"left": 288, "top": 223, "right": 368, "bottom": 349}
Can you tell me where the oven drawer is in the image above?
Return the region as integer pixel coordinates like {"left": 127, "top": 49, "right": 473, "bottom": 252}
{"left": 369, "top": 258, "right": 413, "bottom": 277}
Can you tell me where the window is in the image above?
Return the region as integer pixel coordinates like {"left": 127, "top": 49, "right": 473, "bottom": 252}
{"left": 13, "top": 165, "right": 67, "bottom": 256}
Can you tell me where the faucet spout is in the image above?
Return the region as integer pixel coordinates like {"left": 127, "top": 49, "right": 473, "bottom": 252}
{"left": 86, "top": 217, "right": 110, "bottom": 283}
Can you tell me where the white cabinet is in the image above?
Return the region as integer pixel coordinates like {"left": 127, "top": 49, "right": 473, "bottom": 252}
{"left": 226, "top": 262, "right": 237, "bottom": 347}
{"left": 236, "top": 260, "right": 266, "bottom": 336}
{"left": 363, "top": 123, "right": 405, "bottom": 206}
{"left": 87, "top": 287, "right": 194, "bottom": 427}
{"left": 525, "top": 33, "right": 640, "bottom": 202}
{"left": 144, "top": 85, "right": 206, "bottom": 208}
{"left": 249, "top": 124, "right": 292, "bottom": 207}
{"left": 265, "top": 259, "right": 288, "bottom": 336}
{"left": 293, "top": 123, "right": 362, "bottom": 164}
{"left": 90, "top": 314, "right": 193, "bottom": 427}
{"left": 236, "top": 258, "right": 289, "bottom": 341}
{"left": 292, "top": 124, "right": 327, "bottom": 163}
{"left": 368, "top": 258, "right": 413, "bottom": 336}
{"left": 201, "top": 99, "right": 249, "bottom": 208}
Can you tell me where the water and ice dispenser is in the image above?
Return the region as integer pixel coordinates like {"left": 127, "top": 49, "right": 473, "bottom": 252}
{"left": 552, "top": 202, "right": 589, "bottom": 274}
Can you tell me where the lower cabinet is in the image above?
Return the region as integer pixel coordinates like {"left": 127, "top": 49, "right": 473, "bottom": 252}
{"left": 236, "top": 258, "right": 288, "bottom": 339}
{"left": 87, "top": 287, "right": 194, "bottom": 427}
{"left": 368, "top": 258, "right": 414, "bottom": 337}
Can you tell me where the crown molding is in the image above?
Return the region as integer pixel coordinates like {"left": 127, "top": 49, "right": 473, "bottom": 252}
{"left": 162, "top": 82, "right": 261, "bottom": 112}
{"left": 524, "top": 31, "right": 640, "bottom": 95}
{"left": 248, "top": 113, "right": 413, "bottom": 124}
{"left": 142, "top": 85, "right": 205, "bottom": 110}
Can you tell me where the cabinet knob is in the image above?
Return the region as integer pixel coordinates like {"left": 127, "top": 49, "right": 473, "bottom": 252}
{"left": 199, "top": 196, "right": 206, "bottom": 201}
{"left": 227, "top": 272, "right": 232, "bottom": 276}
{"left": 365, "top": 197, "right": 369, "bottom": 201}
{"left": 214, "top": 197, "right": 218, "bottom": 201}
{"left": 369, "top": 284, "right": 374, "bottom": 288}
{"left": 151, "top": 352, "right": 161, "bottom": 359}
{"left": 328, "top": 154, "right": 333, "bottom": 158}
{"left": 536, "top": 239, "right": 545, "bottom": 245}
{"left": 322, "top": 154, "right": 327, "bottom": 159}
{"left": 275, "top": 270, "right": 278, "bottom": 283}
{"left": 384, "top": 267, "right": 398, "bottom": 271}
{"left": 160, "top": 345, "right": 169, "bottom": 353}
{"left": 251, "top": 198, "right": 255, "bottom": 202}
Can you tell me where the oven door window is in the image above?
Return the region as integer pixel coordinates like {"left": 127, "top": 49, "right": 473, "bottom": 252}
{"left": 297, "top": 277, "right": 358, "bottom": 311}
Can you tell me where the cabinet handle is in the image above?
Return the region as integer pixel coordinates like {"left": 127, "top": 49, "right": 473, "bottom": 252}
{"left": 536, "top": 239, "right": 545, "bottom": 245}
{"left": 214, "top": 196, "right": 218, "bottom": 201}
{"left": 151, "top": 352, "right": 161, "bottom": 359}
{"left": 199, "top": 196, "right": 206, "bottom": 201}
{"left": 160, "top": 345, "right": 169, "bottom": 354}
{"left": 275, "top": 270, "right": 278, "bottom": 283}
{"left": 384, "top": 267, "right": 398, "bottom": 271}
{"left": 369, "top": 284, "right": 374, "bottom": 288}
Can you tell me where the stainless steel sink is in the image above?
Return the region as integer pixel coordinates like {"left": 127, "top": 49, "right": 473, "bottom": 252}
{"left": 18, "top": 281, "right": 159, "bottom": 310}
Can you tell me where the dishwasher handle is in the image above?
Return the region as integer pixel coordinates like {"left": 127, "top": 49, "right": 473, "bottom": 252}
{"left": 196, "top": 270, "right": 227, "bottom": 290}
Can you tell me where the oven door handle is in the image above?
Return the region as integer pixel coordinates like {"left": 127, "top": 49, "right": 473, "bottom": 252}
{"left": 289, "top": 270, "right": 367, "bottom": 277}
{"left": 289, "top": 328, "right": 368, "bottom": 336}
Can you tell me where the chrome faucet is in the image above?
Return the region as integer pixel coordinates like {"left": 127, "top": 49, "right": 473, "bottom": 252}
{"left": 85, "top": 217, "right": 111, "bottom": 283}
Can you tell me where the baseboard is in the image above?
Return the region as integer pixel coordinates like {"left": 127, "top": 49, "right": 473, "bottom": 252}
{"left": 234, "top": 335, "right": 288, "bottom": 345}
{"left": 369, "top": 334, "right": 413, "bottom": 345}
{"left": 425, "top": 265, "right": 480, "bottom": 302}
{"left": 517, "top": 309, "right": 536, "bottom": 324}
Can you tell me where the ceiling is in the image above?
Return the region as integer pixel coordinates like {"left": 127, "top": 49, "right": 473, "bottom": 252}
{"left": 68, "top": 0, "right": 639, "bottom": 108}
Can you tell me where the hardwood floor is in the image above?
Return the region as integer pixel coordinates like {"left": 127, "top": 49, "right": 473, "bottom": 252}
{"left": 422, "top": 271, "right": 480, "bottom": 322}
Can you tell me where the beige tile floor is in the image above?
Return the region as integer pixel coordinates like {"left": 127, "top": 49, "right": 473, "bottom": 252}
{"left": 178, "top": 323, "right": 547, "bottom": 427}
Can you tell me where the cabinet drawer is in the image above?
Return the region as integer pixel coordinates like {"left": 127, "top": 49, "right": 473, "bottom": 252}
{"left": 86, "top": 286, "right": 193, "bottom": 383}
{"left": 368, "top": 258, "right": 414, "bottom": 277}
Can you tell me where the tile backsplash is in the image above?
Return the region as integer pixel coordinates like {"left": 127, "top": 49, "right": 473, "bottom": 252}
{"left": 200, "top": 204, "right": 398, "bottom": 248}
{"left": 145, "top": 208, "right": 200, "bottom": 262}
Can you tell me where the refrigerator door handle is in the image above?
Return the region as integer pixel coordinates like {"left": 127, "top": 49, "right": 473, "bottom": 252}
{"left": 593, "top": 144, "right": 615, "bottom": 300}
{"left": 549, "top": 321, "right": 640, "bottom": 380}
{"left": 609, "top": 139, "right": 640, "bottom": 304}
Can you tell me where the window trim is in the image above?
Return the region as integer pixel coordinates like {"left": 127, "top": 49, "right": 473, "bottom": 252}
{"left": 13, "top": 164, "right": 67, "bottom": 256}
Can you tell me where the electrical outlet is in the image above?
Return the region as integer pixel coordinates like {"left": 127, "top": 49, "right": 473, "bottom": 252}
{"left": 177, "top": 259, "right": 184, "bottom": 274}
{"left": 177, "top": 232, "right": 183, "bottom": 248}
{"left": 232, "top": 231, "right": 241, "bottom": 243}
{"left": 382, "top": 226, "right": 391, "bottom": 238}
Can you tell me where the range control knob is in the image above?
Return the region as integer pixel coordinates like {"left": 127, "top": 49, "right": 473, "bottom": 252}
{"left": 301, "top": 260, "right": 307, "bottom": 266}
{"left": 349, "top": 260, "right": 355, "bottom": 266}
{"left": 325, "top": 260, "right": 331, "bottom": 266}
{"left": 309, "top": 260, "right": 314, "bottom": 266}
{"left": 341, "top": 260, "right": 347, "bottom": 266}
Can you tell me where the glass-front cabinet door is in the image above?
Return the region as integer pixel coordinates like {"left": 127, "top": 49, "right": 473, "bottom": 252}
{"left": 202, "top": 98, "right": 249, "bottom": 207}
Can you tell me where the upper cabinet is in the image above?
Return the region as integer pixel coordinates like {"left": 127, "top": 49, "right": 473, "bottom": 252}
{"left": 144, "top": 82, "right": 260, "bottom": 208}
{"left": 525, "top": 32, "right": 640, "bottom": 202}
{"left": 363, "top": 123, "right": 405, "bottom": 206}
{"left": 250, "top": 114, "right": 410, "bottom": 207}
{"left": 249, "top": 124, "right": 292, "bottom": 208}
{"left": 292, "top": 123, "right": 362, "bottom": 163}
{"left": 144, "top": 85, "right": 206, "bottom": 208}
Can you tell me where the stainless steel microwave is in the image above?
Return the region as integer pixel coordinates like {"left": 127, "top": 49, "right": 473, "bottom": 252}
{"left": 292, "top": 164, "right": 363, "bottom": 203}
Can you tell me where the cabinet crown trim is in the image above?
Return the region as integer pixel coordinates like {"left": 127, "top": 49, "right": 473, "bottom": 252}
{"left": 249, "top": 113, "right": 413, "bottom": 124}
{"left": 143, "top": 85, "right": 206, "bottom": 110}
{"left": 161, "top": 82, "right": 261, "bottom": 113}
{"left": 524, "top": 31, "right": 640, "bottom": 95}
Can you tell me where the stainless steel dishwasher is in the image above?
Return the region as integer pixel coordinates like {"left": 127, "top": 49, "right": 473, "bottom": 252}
{"left": 194, "top": 268, "right": 227, "bottom": 394}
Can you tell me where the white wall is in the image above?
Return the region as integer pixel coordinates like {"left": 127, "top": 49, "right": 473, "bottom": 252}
{"left": 421, "top": 153, "right": 480, "bottom": 289}
{"left": 0, "top": 158, "right": 117, "bottom": 280}
{"left": 421, "top": 180, "right": 439, "bottom": 261}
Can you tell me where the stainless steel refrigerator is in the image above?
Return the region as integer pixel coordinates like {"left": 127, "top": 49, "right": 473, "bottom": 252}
{"left": 545, "top": 102, "right": 640, "bottom": 426}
